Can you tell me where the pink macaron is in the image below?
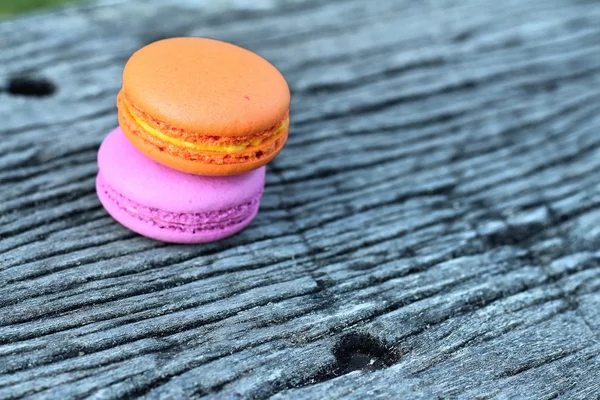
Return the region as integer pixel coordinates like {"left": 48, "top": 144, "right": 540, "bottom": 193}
{"left": 96, "top": 127, "right": 265, "bottom": 243}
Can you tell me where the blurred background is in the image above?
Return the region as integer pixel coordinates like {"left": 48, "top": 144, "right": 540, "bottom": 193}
{"left": 0, "top": 0, "right": 303, "bottom": 16}
{"left": 0, "top": 0, "right": 80, "bottom": 16}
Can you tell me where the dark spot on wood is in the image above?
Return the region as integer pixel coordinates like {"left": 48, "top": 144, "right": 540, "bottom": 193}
{"left": 286, "top": 333, "right": 402, "bottom": 392}
{"left": 402, "top": 246, "right": 417, "bottom": 257}
{"left": 503, "top": 37, "right": 524, "bottom": 48}
{"left": 565, "top": 17, "right": 589, "bottom": 30}
{"left": 461, "top": 80, "right": 477, "bottom": 90}
{"left": 7, "top": 76, "right": 55, "bottom": 97}
{"left": 452, "top": 29, "right": 476, "bottom": 43}
{"left": 348, "top": 260, "right": 377, "bottom": 271}
{"left": 332, "top": 332, "right": 401, "bottom": 374}
{"left": 314, "top": 276, "right": 334, "bottom": 291}
{"left": 521, "top": 81, "right": 559, "bottom": 93}
{"left": 485, "top": 225, "right": 537, "bottom": 247}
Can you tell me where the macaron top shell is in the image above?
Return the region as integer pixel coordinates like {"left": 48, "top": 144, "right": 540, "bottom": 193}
{"left": 122, "top": 37, "right": 290, "bottom": 137}
{"left": 97, "top": 127, "right": 265, "bottom": 214}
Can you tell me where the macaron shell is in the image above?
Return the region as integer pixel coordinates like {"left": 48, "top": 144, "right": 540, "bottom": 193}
{"left": 121, "top": 119, "right": 288, "bottom": 176}
{"left": 122, "top": 37, "right": 290, "bottom": 137}
{"left": 96, "top": 173, "right": 260, "bottom": 243}
{"left": 98, "top": 127, "right": 266, "bottom": 214}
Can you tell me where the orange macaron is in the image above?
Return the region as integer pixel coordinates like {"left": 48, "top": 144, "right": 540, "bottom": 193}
{"left": 117, "top": 37, "right": 290, "bottom": 176}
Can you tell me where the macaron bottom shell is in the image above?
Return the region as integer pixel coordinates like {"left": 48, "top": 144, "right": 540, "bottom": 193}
{"left": 96, "top": 173, "right": 260, "bottom": 243}
{"left": 96, "top": 127, "right": 266, "bottom": 244}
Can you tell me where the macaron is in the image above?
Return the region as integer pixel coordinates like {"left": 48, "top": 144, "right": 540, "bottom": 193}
{"left": 117, "top": 37, "right": 290, "bottom": 176}
{"left": 96, "top": 127, "right": 265, "bottom": 243}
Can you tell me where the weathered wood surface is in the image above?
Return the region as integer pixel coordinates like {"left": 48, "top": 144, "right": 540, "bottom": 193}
{"left": 1, "top": 0, "right": 600, "bottom": 398}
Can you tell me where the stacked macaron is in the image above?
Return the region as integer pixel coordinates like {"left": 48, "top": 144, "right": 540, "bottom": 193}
{"left": 96, "top": 37, "right": 290, "bottom": 243}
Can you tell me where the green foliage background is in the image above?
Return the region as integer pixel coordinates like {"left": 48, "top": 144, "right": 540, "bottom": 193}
{"left": 0, "top": 0, "right": 81, "bottom": 16}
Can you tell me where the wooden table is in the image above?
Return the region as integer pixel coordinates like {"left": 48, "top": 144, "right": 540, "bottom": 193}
{"left": 1, "top": 0, "right": 599, "bottom": 398}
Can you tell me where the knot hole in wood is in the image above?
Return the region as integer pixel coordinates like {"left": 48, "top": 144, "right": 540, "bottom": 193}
{"left": 7, "top": 76, "right": 56, "bottom": 97}
{"left": 332, "top": 332, "right": 402, "bottom": 374}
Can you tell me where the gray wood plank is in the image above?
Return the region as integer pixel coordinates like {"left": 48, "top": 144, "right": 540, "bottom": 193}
{"left": 1, "top": 0, "right": 599, "bottom": 399}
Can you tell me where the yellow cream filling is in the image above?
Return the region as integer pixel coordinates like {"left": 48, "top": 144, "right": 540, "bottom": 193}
{"left": 125, "top": 101, "right": 289, "bottom": 154}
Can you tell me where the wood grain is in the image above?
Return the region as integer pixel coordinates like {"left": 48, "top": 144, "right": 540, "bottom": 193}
{"left": 1, "top": 0, "right": 599, "bottom": 398}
